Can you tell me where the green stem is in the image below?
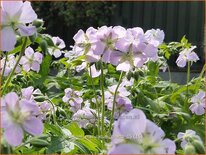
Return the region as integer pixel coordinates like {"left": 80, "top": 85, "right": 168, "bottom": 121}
{"left": 1, "top": 52, "right": 8, "bottom": 79}
{"left": 47, "top": 99, "right": 58, "bottom": 126}
{"left": 100, "top": 61, "right": 105, "bottom": 147}
{"left": 109, "top": 71, "right": 124, "bottom": 133}
{"left": 198, "top": 64, "right": 206, "bottom": 78}
{"left": 89, "top": 66, "right": 100, "bottom": 136}
{"left": 1, "top": 37, "right": 28, "bottom": 95}
{"left": 185, "top": 61, "right": 191, "bottom": 109}
{"left": 167, "top": 65, "right": 172, "bottom": 82}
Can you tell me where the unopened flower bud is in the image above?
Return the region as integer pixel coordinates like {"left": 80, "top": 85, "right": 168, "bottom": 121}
{"left": 191, "top": 140, "right": 205, "bottom": 154}
{"left": 184, "top": 144, "right": 196, "bottom": 154}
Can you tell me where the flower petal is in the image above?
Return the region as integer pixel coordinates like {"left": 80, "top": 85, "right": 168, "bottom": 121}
{"left": 19, "top": 1, "right": 37, "bottom": 23}
{"left": 21, "top": 86, "right": 34, "bottom": 100}
{"left": 53, "top": 49, "right": 62, "bottom": 58}
{"left": 4, "top": 123, "right": 24, "bottom": 146}
{"left": 31, "top": 61, "right": 40, "bottom": 72}
{"left": 118, "top": 109, "right": 147, "bottom": 139}
{"left": 1, "top": 27, "right": 16, "bottom": 52}
{"left": 5, "top": 92, "right": 19, "bottom": 111}
{"left": 116, "top": 61, "right": 132, "bottom": 72}
{"left": 23, "top": 117, "right": 43, "bottom": 136}
{"left": 108, "top": 144, "right": 141, "bottom": 154}
{"left": 2, "top": 1, "right": 23, "bottom": 16}
{"left": 25, "top": 47, "right": 34, "bottom": 58}
{"left": 17, "top": 25, "right": 36, "bottom": 36}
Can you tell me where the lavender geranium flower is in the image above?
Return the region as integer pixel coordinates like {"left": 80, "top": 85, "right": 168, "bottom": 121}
{"left": 177, "top": 129, "right": 202, "bottom": 149}
{"left": 62, "top": 88, "right": 83, "bottom": 112}
{"left": 19, "top": 47, "right": 43, "bottom": 72}
{"left": 0, "top": 55, "right": 21, "bottom": 76}
{"left": 115, "top": 27, "right": 146, "bottom": 52}
{"left": 88, "top": 64, "right": 101, "bottom": 78}
{"left": 144, "top": 29, "right": 165, "bottom": 47}
{"left": 105, "top": 84, "right": 132, "bottom": 118}
{"left": 48, "top": 36, "right": 65, "bottom": 58}
{"left": 1, "top": 92, "right": 43, "bottom": 146}
{"left": 92, "top": 26, "right": 126, "bottom": 63}
{"left": 72, "top": 28, "right": 100, "bottom": 62}
{"left": 1, "top": 1, "right": 37, "bottom": 51}
{"left": 72, "top": 107, "right": 97, "bottom": 128}
{"left": 176, "top": 46, "right": 199, "bottom": 67}
{"left": 108, "top": 109, "right": 176, "bottom": 154}
{"left": 38, "top": 101, "right": 51, "bottom": 120}
{"left": 189, "top": 90, "right": 205, "bottom": 115}
{"left": 75, "top": 62, "right": 87, "bottom": 73}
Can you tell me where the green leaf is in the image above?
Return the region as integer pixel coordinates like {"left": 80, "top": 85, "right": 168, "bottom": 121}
{"left": 46, "top": 136, "right": 63, "bottom": 153}
{"left": 8, "top": 39, "right": 31, "bottom": 55}
{"left": 39, "top": 54, "right": 52, "bottom": 80}
{"left": 44, "top": 123, "right": 62, "bottom": 136}
{"left": 30, "top": 138, "right": 49, "bottom": 147}
{"left": 66, "top": 122, "right": 84, "bottom": 137}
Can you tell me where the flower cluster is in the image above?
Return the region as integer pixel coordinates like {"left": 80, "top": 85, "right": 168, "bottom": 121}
{"left": 19, "top": 47, "right": 43, "bottom": 73}
{"left": 189, "top": 90, "right": 205, "bottom": 115}
{"left": 105, "top": 84, "right": 133, "bottom": 119}
{"left": 62, "top": 88, "right": 83, "bottom": 112}
{"left": 68, "top": 26, "right": 164, "bottom": 72}
{"left": 21, "top": 86, "right": 51, "bottom": 120}
{"left": 176, "top": 46, "right": 199, "bottom": 67}
{"left": 48, "top": 36, "right": 66, "bottom": 58}
{"left": 0, "top": 55, "right": 21, "bottom": 76}
{"left": 1, "top": 1, "right": 37, "bottom": 51}
{"left": 108, "top": 109, "right": 176, "bottom": 154}
{"left": 72, "top": 107, "right": 97, "bottom": 128}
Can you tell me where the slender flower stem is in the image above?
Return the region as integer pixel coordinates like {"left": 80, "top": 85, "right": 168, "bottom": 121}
{"left": 1, "top": 37, "right": 28, "bottom": 95}
{"left": 1, "top": 52, "right": 8, "bottom": 79}
{"left": 109, "top": 71, "right": 124, "bottom": 133}
{"left": 167, "top": 65, "right": 172, "bottom": 82}
{"left": 100, "top": 61, "right": 105, "bottom": 147}
{"left": 185, "top": 61, "right": 191, "bottom": 109}
{"left": 89, "top": 66, "right": 101, "bottom": 136}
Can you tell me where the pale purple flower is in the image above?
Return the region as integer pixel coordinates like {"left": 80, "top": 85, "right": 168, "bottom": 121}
{"left": 72, "top": 28, "right": 100, "bottom": 63}
{"left": 21, "top": 86, "right": 41, "bottom": 101}
{"left": 75, "top": 62, "right": 87, "bottom": 73}
{"left": 120, "top": 78, "right": 134, "bottom": 87}
{"left": 145, "top": 29, "right": 165, "bottom": 47}
{"left": 177, "top": 129, "right": 202, "bottom": 149}
{"left": 176, "top": 46, "right": 199, "bottom": 67}
{"left": 19, "top": 47, "right": 43, "bottom": 72}
{"left": 88, "top": 64, "right": 101, "bottom": 78}
{"left": 92, "top": 26, "right": 126, "bottom": 63}
{"left": 105, "top": 85, "right": 132, "bottom": 118}
{"left": 1, "top": 92, "right": 43, "bottom": 146}
{"left": 38, "top": 101, "right": 51, "bottom": 120}
{"left": 115, "top": 27, "right": 146, "bottom": 52}
{"left": 108, "top": 109, "right": 176, "bottom": 154}
{"left": 107, "top": 96, "right": 133, "bottom": 119}
{"left": 48, "top": 36, "right": 65, "bottom": 58}
{"left": 0, "top": 55, "right": 21, "bottom": 76}
{"left": 1, "top": 1, "right": 37, "bottom": 51}
{"left": 21, "top": 86, "right": 34, "bottom": 100}
{"left": 109, "top": 50, "right": 148, "bottom": 72}
{"left": 62, "top": 88, "right": 83, "bottom": 112}
{"left": 72, "top": 107, "right": 97, "bottom": 128}
{"left": 189, "top": 90, "right": 205, "bottom": 115}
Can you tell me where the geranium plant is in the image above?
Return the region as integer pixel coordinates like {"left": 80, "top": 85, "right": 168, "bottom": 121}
{"left": 0, "top": 1, "right": 205, "bottom": 154}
